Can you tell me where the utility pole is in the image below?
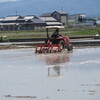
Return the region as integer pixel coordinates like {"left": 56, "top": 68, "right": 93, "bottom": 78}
{"left": 16, "top": 11, "right": 18, "bottom": 16}
{"left": 61, "top": 7, "right": 63, "bottom": 11}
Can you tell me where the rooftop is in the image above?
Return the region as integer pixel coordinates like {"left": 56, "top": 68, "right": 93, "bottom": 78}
{"left": 26, "top": 17, "right": 46, "bottom": 24}
{"left": 52, "top": 11, "right": 67, "bottom": 15}
{"left": 24, "top": 15, "right": 36, "bottom": 20}
{"left": 30, "top": 18, "right": 46, "bottom": 24}
{"left": 3, "top": 15, "right": 23, "bottom": 21}
{"left": 40, "top": 13, "right": 52, "bottom": 17}
{"left": 40, "top": 16, "right": 57, "bottom": 22}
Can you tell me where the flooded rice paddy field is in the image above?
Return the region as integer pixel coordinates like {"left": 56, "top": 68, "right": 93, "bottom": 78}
{"left": 0, "top": 47, "right": 100, "bottom": 100}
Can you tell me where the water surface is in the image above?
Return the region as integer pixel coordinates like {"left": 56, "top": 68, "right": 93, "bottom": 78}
{"left": 0, "top": 47, "right": 100, "bottom": 100}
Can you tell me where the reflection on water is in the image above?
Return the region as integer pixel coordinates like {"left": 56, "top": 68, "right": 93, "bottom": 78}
{"left": 48, "top": 66, "right": 61, "bottom": 77}
{"left": 0, "top": 48, "right": 100, "bottom": 100}
{"left": 37, "top": 51, "right": 70, "bottom": 77}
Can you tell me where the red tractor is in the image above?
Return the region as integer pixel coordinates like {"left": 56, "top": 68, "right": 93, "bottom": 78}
{"left": 35, "top": 26, "right": 73, "bottom": 53}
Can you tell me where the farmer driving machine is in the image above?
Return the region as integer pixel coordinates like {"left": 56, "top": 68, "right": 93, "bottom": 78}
{"left": 35, "top": 26, "right": 73, "bottom": 53}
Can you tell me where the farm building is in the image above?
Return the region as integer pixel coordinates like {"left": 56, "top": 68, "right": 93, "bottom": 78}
{"left": 0, "top": 15, "right": 25, "bottom": 30}
{"left": 24, "top": 15, "right": 46, "bottom": 30}
{"left": 0, "top": 15, "right": 46, "bottom": 31}
{"left": 0, "top": 11, "right": 97, "bottom": 30}
{"left": 52, "top": 11, "right": 68, "bottom": 27}
{"left": 68, "top": 14, "right": 96, "bottom": 28}
{"left": 40, "top": 13, "right": 62, "bottom": 26}
{"left": 68, "top": 13, "right": 86, "bottom": 21}
{"left": 40, "top": 11, "right": 68, "bottom": 27}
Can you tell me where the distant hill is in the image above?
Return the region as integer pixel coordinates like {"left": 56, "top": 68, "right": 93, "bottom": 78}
{"left": 0, "top": 0, "right": 99, "bottom": 17}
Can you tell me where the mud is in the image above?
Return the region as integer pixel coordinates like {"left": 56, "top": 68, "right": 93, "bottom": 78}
{"left": 0, "top": 47, "right": 100, "bottom": 100}
{"left": 5, "top": 95, "right": 37, "bottom": 99}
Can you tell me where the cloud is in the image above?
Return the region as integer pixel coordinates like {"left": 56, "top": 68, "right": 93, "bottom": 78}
{"left": 0, "top": 0, "right": 18, "bottom": 3}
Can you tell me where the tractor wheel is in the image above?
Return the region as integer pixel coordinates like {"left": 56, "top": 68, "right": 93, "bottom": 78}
{"left": 66, "top": 44, "right": 73, "bottom": 51}
{"left": 59, "top": 40, "right": 65, "bottom": 50}
{"left": 45, "top": 39, "right": 48, "bottom": 44}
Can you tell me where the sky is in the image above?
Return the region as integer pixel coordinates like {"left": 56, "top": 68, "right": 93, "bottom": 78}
{"left": 0, "top": 0, "right": 99, "bottom": 17}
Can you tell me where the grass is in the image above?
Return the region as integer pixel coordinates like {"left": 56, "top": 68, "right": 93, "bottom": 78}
{"left": 0, "top": 27, "right": 100, "bottom": 42}
{"left": 66, "top": 28, "right": 99, "bottom": 36}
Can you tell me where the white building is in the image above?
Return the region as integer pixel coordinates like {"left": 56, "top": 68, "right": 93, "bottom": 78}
{"left": 69, "top": 13, "right": 86, "bottom": 21}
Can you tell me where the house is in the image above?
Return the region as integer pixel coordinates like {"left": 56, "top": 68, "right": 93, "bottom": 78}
{"left": 40, "top": 11, "right": 68, "bottom": 27}
{"left": 51, "top": 11, "right": 68, "bottom": 27}
{"left": 97, "top": 20, "right": 100, "bottom": 25}
{"left": 24, "top": 16, "right": 47, "bottom": 30}
{"left": 1, "top": 15, "right": 25, "bottom": 24}
{"left": 0, "top": 15, "right": 25, "bottom": 30}
{"left": 68, "top": 13, "right": 86, "bottom": 21}
{"left": 40, "top": 16, "right": 62, "bottom": 26}
{"left": 40, "top": 13, "right": 52, "bottom": 17}
{"left": 0, "top": 15, "right": 46, "bottom": 31}
{"left": 0, "top": 17, "right": 4, "bottom": 21}
{"left": 24, "top": 15, "right": 36, "bottom": 21}
{"left": 95, "top": 18, "right": 100, "bottom": 25}
{"left": 68, "top": 14, "right": 96, "bottom": 28}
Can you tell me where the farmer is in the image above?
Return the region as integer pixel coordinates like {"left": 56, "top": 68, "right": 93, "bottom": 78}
{"left": 51, "top": 28, "right": 62, "bottom": 38}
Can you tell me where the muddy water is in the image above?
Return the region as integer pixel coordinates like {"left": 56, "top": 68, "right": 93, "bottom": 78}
{"left": 0, "top": 47, "right": 100, "bottom": 100}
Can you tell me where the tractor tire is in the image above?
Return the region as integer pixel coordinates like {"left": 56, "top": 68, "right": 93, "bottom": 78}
{"left": 59, "top": 40, "right": 65, "bottom": 50}
{"left": 66, "top": 44, "right": 73, "bottom": 51}
{"left": 45, "top": 39, "right": 48, "bottom": 44}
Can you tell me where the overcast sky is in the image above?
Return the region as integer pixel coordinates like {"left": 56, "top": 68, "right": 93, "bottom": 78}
{"left": 0, "top": 0, "right": 18, "bottom": 2}
{"left": 0, "top": 0, "right": 99, "bottom": 17}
